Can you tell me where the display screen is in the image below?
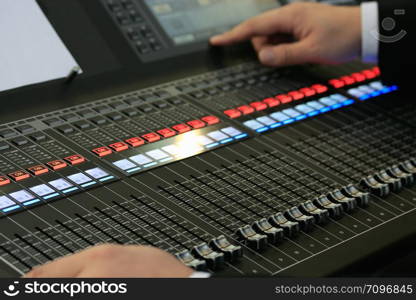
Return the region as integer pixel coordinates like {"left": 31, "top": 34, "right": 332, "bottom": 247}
{"left": 144, "top": 0, "right": 280, "bottom": 45}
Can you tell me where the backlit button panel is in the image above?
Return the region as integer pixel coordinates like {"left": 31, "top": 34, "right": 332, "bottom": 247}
{"left": 242, "top": 94, "right": 355, "bottom": 133}
{"left": 0, "top": 164, "right": 117, "bottom": 216}
{"left": 346, "top": 81, "right": 398, "bottom": 101}
{"left": 108, "top": 124, "right": 249, "bottom": 175}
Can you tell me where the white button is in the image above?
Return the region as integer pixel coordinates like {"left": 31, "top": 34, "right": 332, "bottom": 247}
{"left": 67, "top": 173, "right": 92, "bottom": 185}
{"left": 257, "top": 116, "right": 276, "bottom": 126}
{"left": 85, "top": 168, "right": 109, "bottom": 180}
{"left": 243, "top": 120, "right": 263, "bottom": 130}
{"left": 196, "top": 135, "right": 215, "bottom": 146}
{"left": 113, "top": 159, "right": 137, "bottom": 171}
{"left": 9, "top": 190, "right": 35, "bottom": 203}
{"left": 162, "top": 145, "right": 181, "bottom": 156}
{"left": 48, "top": 179, "right": 73, "bottom": 191}
{"left": 221, "top": 127, "right": 242, "bottom": 137}
{"left": 30, "top": 184, "right": 55, "bottom": 197}
{"left": 270, "top": 112, "right": 290, "bottom": 122}
{"left": 146, "top": 149, "right": 170, "bottom": 160}
{"left": 130, "top": 154, "right": 154, "bottom": 165}
{"left": 208, "top": 131, "right": 229, "bottom": 141}
{"left": 0, "top": 196, "right": 15, "bottom": 209}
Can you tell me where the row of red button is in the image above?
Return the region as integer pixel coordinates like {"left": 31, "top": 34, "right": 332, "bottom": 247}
{"left": 91, "top": 115, "right": 221, "bottom": 157}
{"left": 328, "top": 67, "right": 380, "bottom": 88}
{"left": 0, "top": 154, "right": 86, "bottom": 185}
{"left": 223, "top": 84, "right": 328, "bottom": 119}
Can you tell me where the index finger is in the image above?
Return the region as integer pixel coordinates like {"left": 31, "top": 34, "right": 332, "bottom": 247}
{"left": 210, "top": 6, "right": 295, "bottom": 46}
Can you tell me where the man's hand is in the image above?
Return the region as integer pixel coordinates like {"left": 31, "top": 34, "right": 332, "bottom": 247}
{"left": 210, "top": 2, "right": 361, "bottom": 67}
{"left": 23, "top": 244, "right": 193, "bottom": 278}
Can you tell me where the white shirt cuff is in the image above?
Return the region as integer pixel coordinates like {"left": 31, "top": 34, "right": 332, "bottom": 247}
{"left": 361, "top": 1, "right": 379, "bottom": 63}
{"left": 189, "top": 271, "right": 211, "bottom": 278}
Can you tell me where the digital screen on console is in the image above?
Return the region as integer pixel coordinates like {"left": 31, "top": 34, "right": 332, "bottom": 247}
{"left": 144, "top": 0, "right": 280, "bottom": 45}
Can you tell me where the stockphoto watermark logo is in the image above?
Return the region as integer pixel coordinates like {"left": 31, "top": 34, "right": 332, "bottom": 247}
{"left": 2, "top": 281, "right": 127, "bottom": 297}
{"left": 371, "top": 9, "right": 407, "bottom": 43}
{"left": 3, "top": 281, "right": 20, "bottom": 297}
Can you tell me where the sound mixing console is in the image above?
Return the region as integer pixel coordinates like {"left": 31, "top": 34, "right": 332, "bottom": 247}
{"left": 1, "top": 55, "right": 415, "bottom": 277}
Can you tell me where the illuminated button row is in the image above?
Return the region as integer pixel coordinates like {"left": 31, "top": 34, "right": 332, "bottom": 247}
{"left": 347, "top": 81, "right": 398, "bottom": 101}
{"left": 0, "top": 155, "right": 86, "bottom": 186}
{"left": 112, "top": 127, "right": 248, "bottom": 173}
{"left": 328, "top": 67, "right": 380, "bottom": 88}
{"left": 223, "top": 84, "right": 328, "bottom": 119}
{"left": 243, "top": 94, "right": 355, "bottom": 133}
{"left": 92, "top": 116, "right": 221, "bottom": 157}
{"left": 0, "top": 167, "right": 114, "bottom": 215}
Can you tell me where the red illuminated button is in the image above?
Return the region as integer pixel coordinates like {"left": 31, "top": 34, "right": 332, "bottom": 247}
{"left": 288, "top": 91, "right": 304, "bottom": 101}
{"left": 0, "top": 176, "right": 11, "bottom": 186}
{"left": 64, "top": 155, "right": 86, "bottom": 165}
{"left": 201, "top": 115, "right": 220, "bottom": 125}
{"left": 109, "top": 142, "right": 129, "bottom": 152}
{"left": 362, "top": 69, "right": 377, "bottom": 80}
{"left": 276, "top": 94, "right": 293, "bottom": 104}
{"left": 250, "top": 101, "right": 268, "bottom": 111}
{"left": 92, "top": 147, "right": 113, "bottom": 157}
{"left": 158, "top": 128, "right": 177, "bottom": 138}
{"left": 8, "top": 170, "right": 30, "bottom": 182}
{"left": 372, "top": 66, "right": 381, "bottom": 76}
{"left": 187, "top": 120, "right": 206, "bottom": 129}
{"left": 142, "top": 133, "right": 161, "bottom": 143}
{"left": 311, "top": 84, "right": 328, "bottom": 94}
{"left": 299, "top": 87, "right": 316, "bottom": 97}
{"left": 340, "top": 76, "right": 356, "bottom": 85}
{"left": 329, "top": 79, "right": 345, "bottom": 88}
{"left": 224, "top": 109, "right": 241, "bottom": 119}
{"left": 351, "top": 73, "right": 366, "bottom": 82}
{"left": 47, "top": 160, "right": 67, "bottom": 170}
{"left": 172, "top": 124, "right": 191, "bottom": 134}
{"left": 263, "top": 97, "right": 280, "bottom": 108}
{"left": 28, "top": 165, "right": 49, "bottom": 176}
{"left": 125, "top": 137, "right": 145, "bottom": 147}
{"left": 263, "top": 98, "right": 280, "bottom": 107}
{"left": 237, "top": 105, "right": 255, "bottom": 115}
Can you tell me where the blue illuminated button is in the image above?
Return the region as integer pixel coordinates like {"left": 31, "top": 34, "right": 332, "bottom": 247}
{"left": 48, "top": 178, "right": 75, "bottom": 192}
{"left": 130, "top": 154, "right": 154, "bottom": 166}
{"left": 196, "top": 135, "right": 215, "bottom": 146}
{"left": 282, "top": 108, "right": 301, "bottom": 118}
{"left": 257, "top": 116, "right": 276, "bottom": 126}
{"left": 146, "top": 149, "right": 170, "bottom": 161}
{"left": 9, "top": 190, "right": 39, "bottom": 206}
{"left": 319, "top": 97, "right": 337, "bottom": 107}
{"left": 243, "top": 120, "right": 264, "bottom": 130}
{"left": 85, "top": 168, "right": 111, "bottom": 180}
{"left": 208, "top": 131, "right": 229, "bottom": 142}
{"left": 330, "top": 94, "right": 348, "bottom": 103}
{"left": 358, "top": 85, "right": 374, "bottom": 94}
{"left": 306, "top": 101, "right": 325, "bottom": 110}
{"left": 30, "top": 184, "right": 55, "bottom": 197}
{"left": 295, "top": 104, "right": 314, "bottom": 114}
{"left": 162, "top": 145, "right": 181, "bottom": 156}
{"left": 221, "top": 127, "right": 242, "bottom": 137}
{"left": 0, "top": 195, "right": 19, "bottom": 212}
{"left": 348, "top": 88, "right": 365, "bottom": 98}
{"left": 370, "top": 81, "right": 384, "bottom": 90}
{"left": 270, "top": 112, "right": 290, "bottom": 122}
{"left": 67, "top": 173, "right": 93, "bottom": 185}
{"left": 113, "top": 159, "right": 137, "bottom": 171}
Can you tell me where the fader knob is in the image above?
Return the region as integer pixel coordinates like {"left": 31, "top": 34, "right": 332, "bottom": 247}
{"left": 252, "top": 219, "right": 284, "bottom": 244}
{"left": 236, "top": 225, "right": 268, "bottom": 251}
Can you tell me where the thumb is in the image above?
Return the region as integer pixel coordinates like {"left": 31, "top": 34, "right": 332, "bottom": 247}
{"left": 258, "top": 41, "right": 310, "bottom": 67}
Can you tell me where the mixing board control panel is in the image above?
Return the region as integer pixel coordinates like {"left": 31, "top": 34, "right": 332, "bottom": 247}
{"left": 0, "top": 60, "right": 415, "bottom": 277}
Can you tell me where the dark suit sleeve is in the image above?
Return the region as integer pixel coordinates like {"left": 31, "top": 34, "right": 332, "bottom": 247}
{"left": 378, "top": 0, "right": 415, "bottom": 90}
